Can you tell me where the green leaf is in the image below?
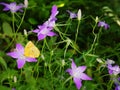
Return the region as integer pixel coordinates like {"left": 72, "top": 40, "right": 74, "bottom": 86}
{"left": 2, "top": 22, "right": 13, "bottom": 37}
{"left": 0, "top": 85, "right": 11, "bottom": 90}
{"left": 28, "top": 18, "right": 38, "bottom": 25}
{"left": 0, "top": 57, "right": 7, "bottom": 70}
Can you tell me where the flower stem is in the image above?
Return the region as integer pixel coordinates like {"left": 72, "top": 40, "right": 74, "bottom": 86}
{"left": 75, "top": 20, "right": 80, "bottom": 43}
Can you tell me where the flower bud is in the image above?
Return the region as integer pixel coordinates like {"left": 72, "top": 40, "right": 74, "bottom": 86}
{"left": 77, "top": 9, "right": 82, "bottom": 21}
{"left": 24, "top": 0, "right": 28, "bottom": 8}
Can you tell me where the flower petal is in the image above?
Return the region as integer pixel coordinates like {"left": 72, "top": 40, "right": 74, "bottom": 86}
{"left": 26, "top": 58, "right": 37, "bottom": 62}
{"left": 38, "top": 34, "right": 46, "bottom": 41}
{"left": 73, "top": 77, "right": 82, "bottom": 90}
{"left": 66, "top": 68, "right": 72, "bottom": 76}
{"left": 16, "top": 44, "right": 24, "bottom": 53}
{"left": 17, "top": 59, "right": 25, "bottom": 69}
{"left": 3, "top": 7, "right": 9, "bottom": 11}
{"left": 47, "top": 31, "right": 56, "bottom": 36}
{"left": 32, "top": 29, "right": 40, "bottom": 33}
{"left": 7, "top": 51, "right": 20, "bottom": 58}
{"left": 71, "top": 60, "right": 77, "bottom": 70}
{"left": 80, "top": 73, "right": 92, "bottom": 80}
{"left": 51, "top": 5, "right": 59, "bottom": 18}
{"left": 77, "top": 66, "right": 86, "bottom": 72}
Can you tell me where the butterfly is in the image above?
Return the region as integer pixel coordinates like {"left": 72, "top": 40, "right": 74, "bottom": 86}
{"left": 24, "top": 41, "right": 40, "bottom": 58}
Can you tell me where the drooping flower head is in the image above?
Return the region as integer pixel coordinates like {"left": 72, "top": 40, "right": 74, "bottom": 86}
{"left": 98, "top": 21, "right": 110, "bottom": 30}
{"left": 67, "top": 10, "right": 77, "bottom": 19}
{"left": 33, "top": 5, "right": 58, "bottom": 41}
{"left": 7, "top": 44, "right": 37, "bottom": 69}
{"left": 106, "top": 59, "right": 120, "bottom": 75}
{"left": 66, "top": 60, "right": 92, "bottom": 90}
{"left": 0, "top": 2, "right": 23, "bottom": 13}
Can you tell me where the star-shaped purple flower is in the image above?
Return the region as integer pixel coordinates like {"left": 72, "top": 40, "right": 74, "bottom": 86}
{"left": 7, "top": 44, "right": 37, "bottom": 69}
{"left": 33, "top": 25, "right": 57, "bottom": 41}
{"left": 0, "top": 2, "right": 23, "bottom": 13}
{"left": 66, "top": 60, "right": 92, "bottom": 90}
{"left": 32, "top": 5, "right": 58, "bottom": 41}
{"left": 98, "top": 21, "right": 110, "bottom": 30}
{"left": 67, "top": 10, "right": 77, "bottom": 19}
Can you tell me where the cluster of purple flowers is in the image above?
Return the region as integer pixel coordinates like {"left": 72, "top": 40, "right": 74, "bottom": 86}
{"left": 32, "top": 5, "right": 58, "bottom": 41}
{"left": 0, "top": 1, "right": 113, "bottom": 90}
{"left": 106, "top": 59, "right": 120, "bottom": 90}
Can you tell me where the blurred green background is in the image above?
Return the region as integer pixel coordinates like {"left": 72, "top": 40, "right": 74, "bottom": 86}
{"left": 0, "top": 0, "right": 120, "bottom": 60}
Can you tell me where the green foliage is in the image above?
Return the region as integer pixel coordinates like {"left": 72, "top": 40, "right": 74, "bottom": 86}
{"left": 2, "top": 22, "right": 13, "bottom": 37}
{"left": 0, "top": 0, "right": 120, "bottom": 90}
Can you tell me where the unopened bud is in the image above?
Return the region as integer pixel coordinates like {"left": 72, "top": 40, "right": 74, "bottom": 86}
{"left": 77, "top": 9, "right": 82, "bottom": 21}
{"left": 24, "top": 29, "right": 28, "bottom": 37}
{"left": 13, "top": 76, "right": 17, "bottom": 83}
{"left": 62, "top": 59, "right": 65, "bottom": 66}
{"left": 24, "top": 0, "right": 28, "bottom": 8}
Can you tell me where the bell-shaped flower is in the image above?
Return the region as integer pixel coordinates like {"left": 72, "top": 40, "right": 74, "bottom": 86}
{"left": 33, "top": 25, "right": 57, "bottom": 41}
{"left": 98, "top": 21, "right": 110, "bottom": 30}
{"left": 66, "top": 60, "right": 92, "bottom": 90}
{"left": 67, "top": 10, "right": 77, "bottom": 19}
{"left": 0, "top": 2, "right": 23, "bottom": 13}
{"left": 7, "top": 44, "right": 37, "bottom": 69}
{"left": 106, "top": 59, "right": 120, "bottom": 75}
{"left": 32, "top": 5, "right": 58, "bottom": 41}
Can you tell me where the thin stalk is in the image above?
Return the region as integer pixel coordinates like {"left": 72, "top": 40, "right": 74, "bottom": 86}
{"left": 75, "top": 20, "right": 80, "bottom": 43}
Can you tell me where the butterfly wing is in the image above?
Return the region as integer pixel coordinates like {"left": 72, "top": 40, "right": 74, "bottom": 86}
{"left": 24, "top": 41, "right": 40, "bottom": 58}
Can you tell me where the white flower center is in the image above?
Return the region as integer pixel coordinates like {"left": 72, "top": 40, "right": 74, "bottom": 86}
{"left": 40, "top": 28, "right": 50, "bottom": 34}
{"left": 9, "top": 4, "right": 16, "bottom": 12}
{"left": 73, "top": 68, "right": 81, "bottom": 78}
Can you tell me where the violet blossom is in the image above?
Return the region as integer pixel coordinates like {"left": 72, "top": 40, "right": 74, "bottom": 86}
{"left": 67, "top": 10, "right": 77, "bottom": 19}
{"left": 115, "top": 86, "right": 120, "bottom": 90}
{"left": 7, "top": 44, "right": 37, "bottom": 69}
{"left": 106, "top": 59, "right": 120, "bottom": 90}
{"left": 114, "top": 78, "right": 120, "bottom": 90}
{"left": 98, "top": 21, "right": 110, "bottom": 30}
{"left": 32, "top": 5, "right": 58, "bottom": 41}
{"left": 106, "top": 59, "right": 120, "bottom": 75}
{"left": 0, "top": 2, "right": 23, "bottom": 13}
{"left": 66, "top": 60, "right": 92, "bottom": 90}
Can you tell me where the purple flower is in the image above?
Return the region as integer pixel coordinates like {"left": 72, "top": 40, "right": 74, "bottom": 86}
{"left": 67, "top": 10, "right": 77, "bottom": 19}
{"left": 12, "top": 88, "right": 16, "bottom": 90}
{"left": 0, "top": 2, "right": 23, "bottom": 13}
{"left": 98, "top": 21, "right": 110, "bottom": 30}
{"left": 33, "top": 5, "right": 58, "bottom": 41}
{"left": 106, "top": 59, "right": 120, "bottom": 75}
{"left": 66, "top": 60, "right": 92, "bottom": 90}
{"left": 33, "top": 25, "right": 57, "bottom": 41}
{"left": 115, "top": 86, "right": 120, "bottom": 90}
{"left": 108, "top": 65, "right": 120, "bottom": 75}
{"left": 114, "top": 78, "right": 120, "bottom": 90}
{"left": 7, "top": 44, "right": 37, "bottom": 69}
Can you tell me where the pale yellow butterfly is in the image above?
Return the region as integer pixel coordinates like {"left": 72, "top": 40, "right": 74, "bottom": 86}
{"left": 24, "top": 41, "right": 40, "bottom": 58}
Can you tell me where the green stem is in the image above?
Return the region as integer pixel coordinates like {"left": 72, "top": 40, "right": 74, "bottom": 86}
{"left": 4, "top": 9, "right": 26, "bottom": 51}
{"left": 64, "top": 18, "right": 71, "bottom": 34}
{"left": 12, "top": 13, "right": 15, "bottom": 34}
{"left": 62, "top": 76, "right": 72, "bottom": 87}
{"left": 15, "top": 9, "right": 26, "bottom": 34}
{"left": 75, "top": 20, "right": 80, "bottom": 43}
